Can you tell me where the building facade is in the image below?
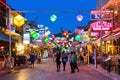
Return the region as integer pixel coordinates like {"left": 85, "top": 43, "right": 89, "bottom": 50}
{"left": 0, "top": 0, "right": 7, "bottom": 29}
{"left": 96, "top": 0, "right": 109, "bottom": 9}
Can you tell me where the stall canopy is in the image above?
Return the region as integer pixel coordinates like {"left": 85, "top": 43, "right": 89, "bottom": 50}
{"left": 0, "top": 31, "right": 16, "bottom": 42}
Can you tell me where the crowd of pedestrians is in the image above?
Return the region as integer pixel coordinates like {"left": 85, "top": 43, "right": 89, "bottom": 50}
{"left": 23, "top": 50, "right": 81, "bottom": 73}
{"left": 54, "top": 51, "right": 80, "bottom": 73}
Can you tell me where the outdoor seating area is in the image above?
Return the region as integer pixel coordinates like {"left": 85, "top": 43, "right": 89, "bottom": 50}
{"left": 102, "top": 55, "right": 120, "bottom": 74}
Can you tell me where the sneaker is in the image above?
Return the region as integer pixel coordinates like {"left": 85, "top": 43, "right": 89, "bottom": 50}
{"left": 58, "top": 70, "right": 60, "bottom": 72}
{"left": 71, "top": 71, "right": 75, "bottom": 73}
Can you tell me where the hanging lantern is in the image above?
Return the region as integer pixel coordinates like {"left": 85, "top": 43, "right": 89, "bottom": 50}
{"left": 75, "top": 35, "right": 81, "bottom": 41}
{"left": 30, "top": 30, "right": 39, "bottom": 39}
{"left": 52, "top": 34, "right": 55, "bottom": 39}
{"left": 76, "top": 15, "right": 84, "bottom": 22}
{"left": 13, "top": 14, "right": 25, "bottom": 27}
{"left": 45, "top": 30, "right": 51, "bottom": 36}
{"left": 43, "top": 37, "right": 49, "bottom": 43}
{"left": 50, "top": 14, "right": 57, "bottom": 22}
{"left": 52, "top": 42, "right": 55, "bottom": 46}
{"left": 63, "top": 31, "right": 68, "bottom": 37}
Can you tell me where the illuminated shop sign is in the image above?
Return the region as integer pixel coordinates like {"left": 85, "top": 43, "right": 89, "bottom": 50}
{"left": 90, "top": 31, "right": 110, "bottom": 37}
{"left": 90, "top": 10, "right": 112, "bottom": 20}
{"left": 23, "top": 33, "right": 30, "bottom": 44}
{"left": 90, "top": 21, "right": 112, "bottom": 31}
{"left": 91, "top": 14, "right": 101, "bottom": 20}
{"left": 90, "top": 32, "right": 99, "bottom": 37}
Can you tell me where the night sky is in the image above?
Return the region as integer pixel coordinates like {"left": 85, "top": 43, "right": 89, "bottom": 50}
{"left": 6, "top": 0, "right": 97, "bottom": 34}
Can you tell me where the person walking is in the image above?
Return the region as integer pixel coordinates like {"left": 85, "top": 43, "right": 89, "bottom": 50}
{"left": 55, "top": 51, "right": 61, "bottom": 72}
{"left": 37, "top": 53, "right": 41, "bottom": 63}
{"left": 69, "top": 52, "right": 74, "bottom": 73}
{"left": 80, "top": 54, "right": 84, "bottom": 64}
{"left": 23, "top": 56, "right": 27, "bottom": 67}
{"left": 30, "top": 53, "right": 35, "bottom": 68}
{"left": 52, "top": 52, "right": 56, "bottom": 62}
{"left": 62, "top": 52, "right": 67, "bottom": 71}
{"left": 73, "top": 51, "right": 79, "bottom": 72}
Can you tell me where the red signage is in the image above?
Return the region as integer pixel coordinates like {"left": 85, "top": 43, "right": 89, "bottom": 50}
{"left": 90, "top": 21, "right": 112, "bottom": 31}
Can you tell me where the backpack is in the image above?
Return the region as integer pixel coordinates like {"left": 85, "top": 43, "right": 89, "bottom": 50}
{"left": 62, "top": 57, "right": 66, "bottom": 62}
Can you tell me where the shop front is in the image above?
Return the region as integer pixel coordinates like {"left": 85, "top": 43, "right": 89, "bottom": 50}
{"left": 0, "top": 31, "right": 16, "bottom": 69}
{"left": 102, "top": 31, "right": 120, "bottom": 74}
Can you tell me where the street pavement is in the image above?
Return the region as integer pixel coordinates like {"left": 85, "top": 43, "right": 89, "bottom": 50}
{"left": 0, "top": 58, "right": 119, "bottom": 80}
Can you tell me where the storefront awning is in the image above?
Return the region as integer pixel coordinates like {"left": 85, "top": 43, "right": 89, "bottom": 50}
{"left": 103, "top": 32, "right": 120, "bottom": 41}
{"left": 92, "top": 33, "right": 111, "bottom": 44}
{"left": 0, "top": 31, "right": 16, "bottom": 42}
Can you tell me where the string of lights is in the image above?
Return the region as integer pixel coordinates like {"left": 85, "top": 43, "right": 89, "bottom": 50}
{"left": 10, "top": 9, "right": 120, "bottom": 14}
{"left": 10, "top": 9, "right": 94, "bottom": 13}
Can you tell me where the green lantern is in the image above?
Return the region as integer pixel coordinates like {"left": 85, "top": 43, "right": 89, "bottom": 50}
{"left": 30, "top": 30, "right": 39, "bottom": 39}
{"left": 52, "top": 42, "right": 55, "bottom": 46}
{"left": 43, "top": 37, "right": 49, "bottom": 43}
{"left": 50, "top": 14, "right": 57, "bottom": 22}
{"left": 75, "top": 35, "right": 81, "bottom": 41}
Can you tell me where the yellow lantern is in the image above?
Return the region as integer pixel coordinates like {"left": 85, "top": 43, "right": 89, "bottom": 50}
{"left": 13, "top": 14, "right": 25, "bottom": 27}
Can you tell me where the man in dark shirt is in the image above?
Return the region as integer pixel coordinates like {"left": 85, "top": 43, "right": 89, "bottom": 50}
{"left": 55, "top": 51, "right": 61, "bottom": 72}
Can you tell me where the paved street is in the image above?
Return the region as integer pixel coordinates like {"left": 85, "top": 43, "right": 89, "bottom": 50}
{"left": 0, "top": 58, "right": 112, "bottom": 80}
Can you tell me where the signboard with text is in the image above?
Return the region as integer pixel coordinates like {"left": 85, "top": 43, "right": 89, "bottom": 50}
{"left": 90, "top": 10, "right": 112, "bottom": 20}
{"left": 90, "top": 21, "right": 112, "bottom": 37}
{"left": 90, "top": 21, "right": 112, "bottom": 32}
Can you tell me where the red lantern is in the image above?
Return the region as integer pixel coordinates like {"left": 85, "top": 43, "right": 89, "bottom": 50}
{"left": 63, "top": 31, "right": 68, "bottom": 36}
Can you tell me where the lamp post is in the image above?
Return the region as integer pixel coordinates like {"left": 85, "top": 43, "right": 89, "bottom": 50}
{"left": 99, "top": 0, "right": 103, "bottom": 67}
{"left": 8, "top": 8, "right": 25, "bottom": 71}
{"left": 8, "top": 8, "right": 12, "bottom": 70}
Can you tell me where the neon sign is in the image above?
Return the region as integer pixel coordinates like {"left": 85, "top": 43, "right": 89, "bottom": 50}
{"left": 90, "top": 21, "right": 112, "bottom": 31}
{"left": 90, "top": 32, "right": 99, "bottom": 37}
